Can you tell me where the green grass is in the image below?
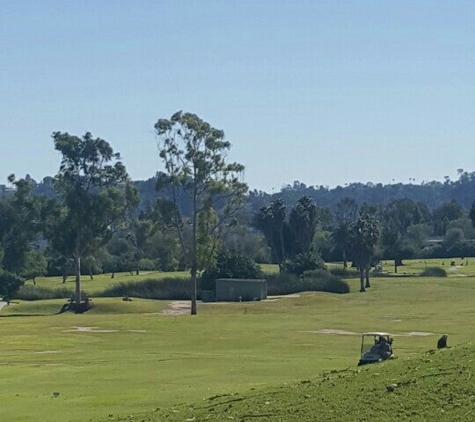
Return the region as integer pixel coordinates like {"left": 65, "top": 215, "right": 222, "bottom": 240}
{"left": 114, "top": 343, "right": 475, "bottom": 422}
{"left": 1, "top": 260, "right": 474, "bottom": 422}
{"left": 21, "top": 270, "right": 190, "bottom": 296}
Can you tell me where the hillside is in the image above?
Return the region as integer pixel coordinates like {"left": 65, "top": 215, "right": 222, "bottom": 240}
{"left": 103, "top": 344, "right": 475, "bottom": 422}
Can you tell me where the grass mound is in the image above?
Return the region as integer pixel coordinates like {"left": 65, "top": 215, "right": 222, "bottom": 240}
{"left": 0, "top": 297, "right": 166, "bottom": 316}
{"left": 102, "top": 344, "right": 474, "bottom": 422}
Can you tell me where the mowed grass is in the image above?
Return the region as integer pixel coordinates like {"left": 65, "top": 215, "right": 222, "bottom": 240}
{"left": 23, "top": 270, "right": 191, "bottom": 295}
{"left": 125, "top": 343, "right": 475, "bottom": 422}
{"left": 0, "top": 259, "right": 474, "bottom": 421}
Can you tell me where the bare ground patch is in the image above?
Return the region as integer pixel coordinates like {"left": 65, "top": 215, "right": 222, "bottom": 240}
{"left": 303, "top": 329, "right": 435, "bottom": 337}
{"left": 64, "top": 326, "right": 118, "bottom": 333}
{"left": 160, "top": 301, "right": 190, "bottom": 316}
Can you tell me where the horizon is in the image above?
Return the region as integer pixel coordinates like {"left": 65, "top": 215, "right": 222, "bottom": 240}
{"left": 2, "top": 1, "right": 474, "bottom": 192}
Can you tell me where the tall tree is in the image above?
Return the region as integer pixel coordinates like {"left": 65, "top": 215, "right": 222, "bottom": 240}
{"left": 47, "top": 132, "right": 138, "bottom": 304}
{"left": 380, "top": 199, "right": 426, "bottom": 273}
{"left": 0, "top": 175, "right": 42, "bottom": 275}
{"left": 256, "top": 196, "right": 321, "bottom": 274}
{"left": 155, "top": 111, "right": 247, "bottom": 315}
{"left": 255, "top": 198, "right": 287, "bottom": 271}
{"left": 332, "top": 197, "right": 358, "bottom": 268}
{"left": 348, "top": 214, "right": 380, "bottom": 292}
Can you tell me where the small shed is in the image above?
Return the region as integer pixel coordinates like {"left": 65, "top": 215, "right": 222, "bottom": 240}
{"left": 215, "top": 278, "right": 267, "bottom": 302}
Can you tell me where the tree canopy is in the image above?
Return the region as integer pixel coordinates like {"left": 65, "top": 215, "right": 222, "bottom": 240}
{"left": 155, "top": 111, "right": 247, "bottom": 315}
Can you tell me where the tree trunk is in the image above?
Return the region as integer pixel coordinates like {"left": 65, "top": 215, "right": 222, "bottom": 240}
{"left": 89, "top": 265, "right": 93, "bottom": 280}
{"left": 62, "top": 265, "right": 67, "bottom": 283}
{"left": 136, "top": 266, "right": 139, "bottom": 276}
{"left": 190, "top": 180, "right": 198, "bottom": 316}
{"left": 343, "top": 250, "right": 347, "bottom": 269}
{"left": 190, "top": 265, "right": 198, "bottom": 315}
{"left": 111, "top": 272, "right": 115, "bottom": 279}
{"left": 359, "top": 267, "right": 366, "bottom": 292}
{"left": 75, "top": 255, "right": 82, "bottom": 303}
{"left": 365, "top": 265, "right": 371, "bottom": 288}
{"left": 394, "top": 259, "right": 397, "bottom": 274}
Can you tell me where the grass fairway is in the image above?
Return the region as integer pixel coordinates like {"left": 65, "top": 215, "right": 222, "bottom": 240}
{"left": 1, "top": 261, "right": 474, "bottom": 421}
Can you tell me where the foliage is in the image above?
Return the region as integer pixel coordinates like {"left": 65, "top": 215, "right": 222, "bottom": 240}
{"left": 200, "top": 251, "right": 263, "bottom": 291}
{"left": 99, "top": 277, "right": 190, "bottom": 300}
{"left": 45, "top": 132, "right": 138, "bottom": 302}
{"left": 266, "top": 270, "right": 348, "bottom": 295}
{"left": 256, "top": 196, "right": 321, "bottom": 274}
{"left": 155, "top": 111, "right": 247, "bottom": 314}
{"left": 420, "top": 266, "right": 447, "bottom": 277}
{"left": 14, "top": 285, "right": 76, "bottom": 300}
{"left": 328, "top": 266, "right": 359, "bottom": 278}
{"left": 0, "top": 270, "right": 24, "bottom": 300}
{"left": 348, "top": 214, "right": 380, "bottom": 292}
{"left": 0, "top": 176, "right": 43, "bottom": 275}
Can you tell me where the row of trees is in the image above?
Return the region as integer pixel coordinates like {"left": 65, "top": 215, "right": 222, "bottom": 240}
{"left": 2, "top": 111, "right": 475, "bottom": 312}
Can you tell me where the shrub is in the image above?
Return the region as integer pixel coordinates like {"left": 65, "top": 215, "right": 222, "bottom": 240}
{"left": 282, "top": 253, "right": 325, "bottom": 276}
{"left": 266, "top": 270, "right": 349, "bottom": 295}
{"left": 302, "top": 269, "right": 350, "bottom": 294}
{"left": 200, "top": 252, "right": 263, "bottom": 291}
{"left": 138, "top": 258, "right": 156, "bottom": 271}
{"left": 420, "top": 267, "right": 447, "bottom": 277}
{"left": 99, "top": 277, "right": 190, "bottom": 300}
{"left": 14, "top": 285, "right": 77, "bottom": 300}
{"left": 0, "top": 271, "right": 24, "bottom": 301}
{"left": 328, "top": 267, "right": 359, "bottom": 278}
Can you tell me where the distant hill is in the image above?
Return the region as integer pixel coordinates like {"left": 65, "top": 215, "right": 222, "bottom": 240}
{"left": 24, "top": 170, "right": 475, "bottom": 216}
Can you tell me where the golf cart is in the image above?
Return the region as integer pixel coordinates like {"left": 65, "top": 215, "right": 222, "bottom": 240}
{"left": 358, "top": 332, "right": 394, "bottom": 366}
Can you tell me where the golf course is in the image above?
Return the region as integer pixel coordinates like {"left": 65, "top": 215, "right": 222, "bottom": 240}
{"left": 1, "top": 259, "right": 474, "bottom": 421}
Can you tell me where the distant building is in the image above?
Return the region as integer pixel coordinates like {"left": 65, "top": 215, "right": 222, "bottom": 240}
{"left": 215, "top": 278, "right": 267, "bottom": 302}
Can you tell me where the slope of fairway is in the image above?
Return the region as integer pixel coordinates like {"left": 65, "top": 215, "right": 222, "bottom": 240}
{"left": 1, "top": 271, "right": 474, "bottom": 422}
{"left": 103, "top": 344, "right": 475, "bottom": 422}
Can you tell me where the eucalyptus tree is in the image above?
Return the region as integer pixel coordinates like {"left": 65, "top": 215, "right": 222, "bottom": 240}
{"left": 0, "top": 175, "right": 43, "bottom": 299}
{"left": 47, "top": 132, "right": 138, "bottom": 304}
{"left": 155, "top": 111, "right": 247, "bottom": 315}
{"left": 0, "top": 175, "right": 42, "bottom": 275}
{"left": 348, "top": 214, "right": 380, "bottom": 292}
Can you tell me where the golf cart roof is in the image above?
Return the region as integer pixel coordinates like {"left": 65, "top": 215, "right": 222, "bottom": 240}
{"left": 362, "top": 332, "right": 392, "bottom": 337}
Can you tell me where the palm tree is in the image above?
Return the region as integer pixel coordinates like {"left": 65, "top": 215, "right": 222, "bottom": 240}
{"left": 348, "top": 214, "right": 380, "bottom": 292}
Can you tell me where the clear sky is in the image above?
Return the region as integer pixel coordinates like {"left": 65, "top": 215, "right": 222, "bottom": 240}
{"left": 1, "top": 1, "right": 474, "bottom": 192}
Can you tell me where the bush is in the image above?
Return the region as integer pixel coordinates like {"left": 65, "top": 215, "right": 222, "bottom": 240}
{"left": 0, "top": 271, "right": 24, "bottom": 301}
{"left": 200, "top": 251, "right": 263, "bottom": 291}
{"left": 99, "top": 277, "right": 190, "bottom": 300}
{"left": 138, "top": 258, "right": 156, "bottom": 271}
{"left": 282, "top": 253, "right": 325, "bottom": 276}
{"left": 266, "top": 270, "right": 349, "bottom": 295}
{"left": 14, "top": 285, "right": 77, "bottom": 300}
{"left": 420, "top": 267, "right": 447, "bottom": 277}
{"left": 328, "top": 267, "right": 359, "bottom": 278}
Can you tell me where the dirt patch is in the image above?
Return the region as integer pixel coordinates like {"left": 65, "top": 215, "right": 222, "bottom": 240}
{"left": 33, "top": 350, "right": 61, "bottom": 354}
{"left": 64, "top": 326, "right": 118, "bottom": 333}
{"left": 265, "top": 293, "right": 301, "bottom": 302}
{"left": 406, "top": 331, "right": 434, "bottom": 337}
{"left": 306, "top": 329, "right": 359, "bottom": 336}
{"left": 160, "top": 301, "right": 190, "bottom": 316}
{"left": 303, "top": 329, "right": 435, "bottom": 337}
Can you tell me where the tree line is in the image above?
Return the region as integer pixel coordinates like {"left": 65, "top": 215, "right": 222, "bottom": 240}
{"left": 2, "top": 112, "right": 475, "bottom": 312}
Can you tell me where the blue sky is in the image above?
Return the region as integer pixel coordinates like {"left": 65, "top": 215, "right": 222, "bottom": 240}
{"left": 1, "top": 1, "right": 474, "bottom": 191}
